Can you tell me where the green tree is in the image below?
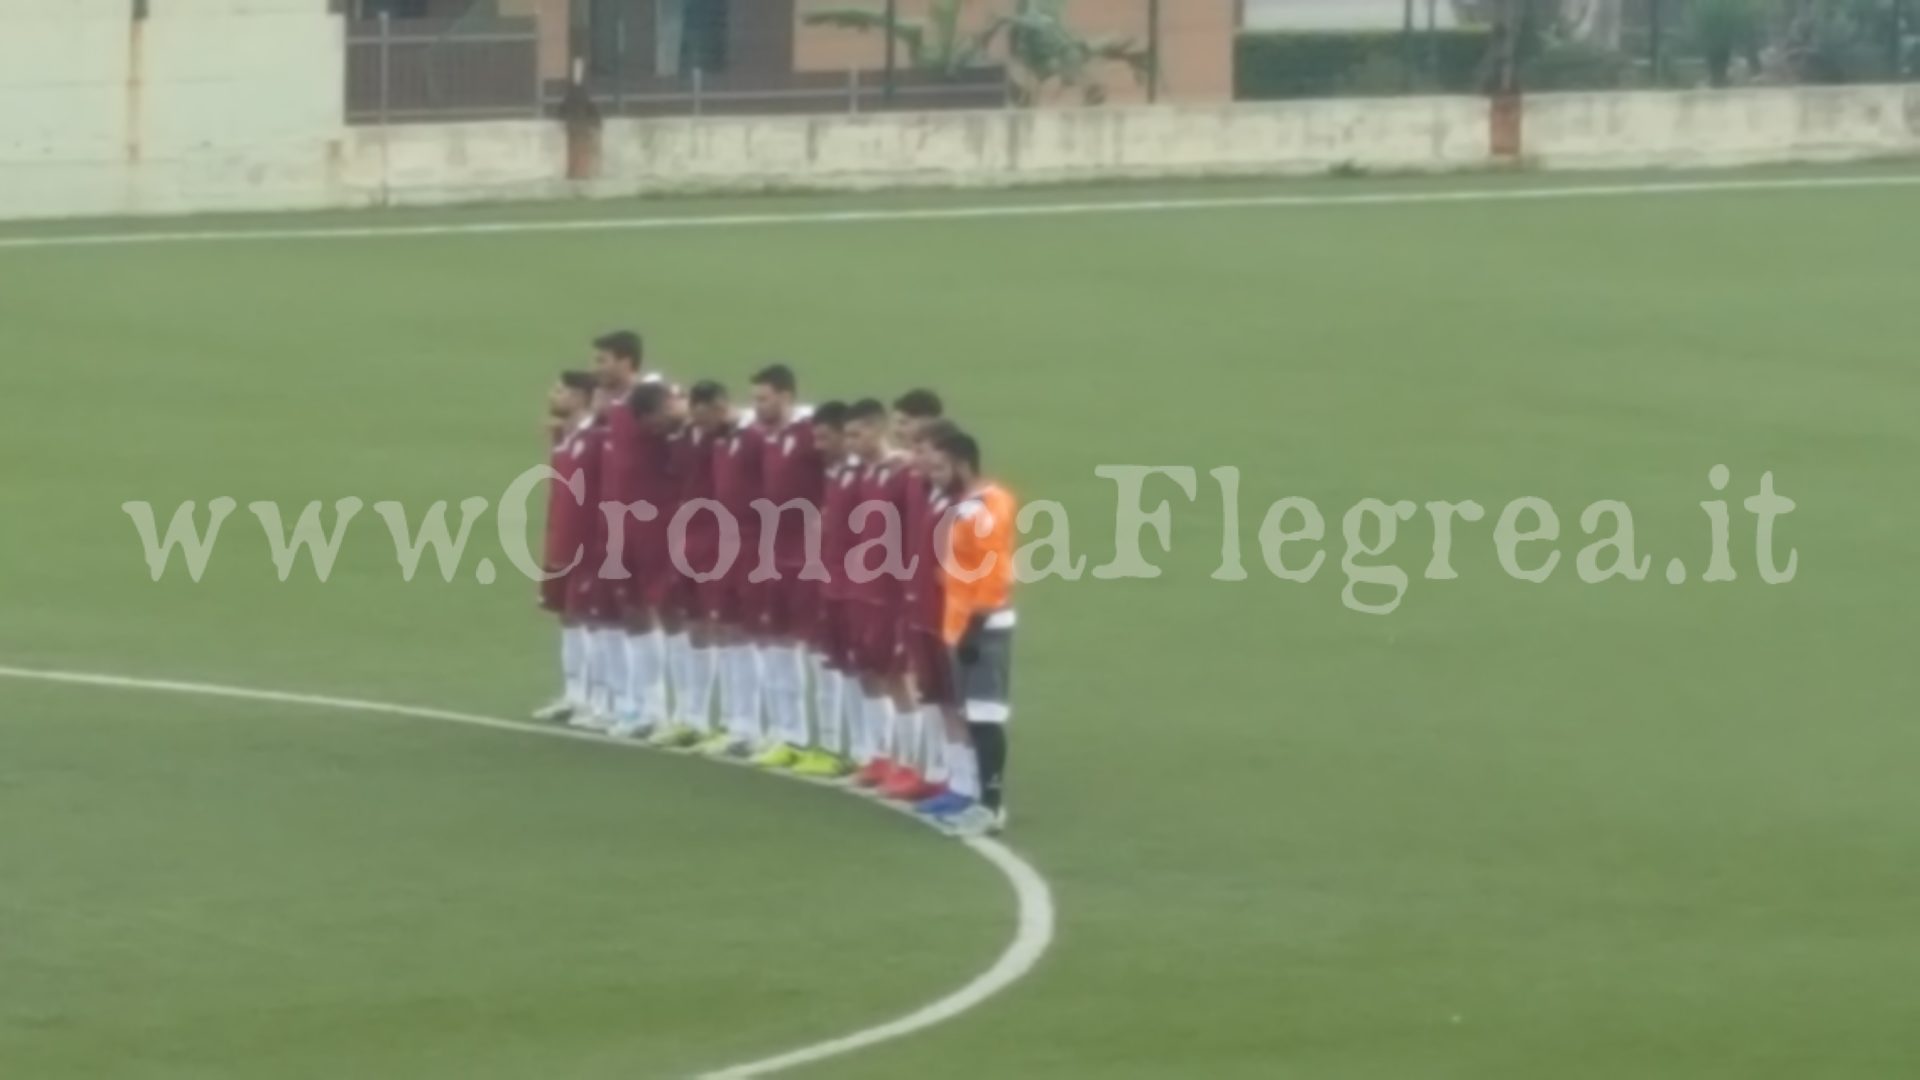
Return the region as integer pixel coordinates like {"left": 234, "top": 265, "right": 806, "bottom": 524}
{"left": 804, "top": 0, "right": 1149, "bottom": 104}
{"left": 802, "top": 0, "right": 998, "bottom": 75}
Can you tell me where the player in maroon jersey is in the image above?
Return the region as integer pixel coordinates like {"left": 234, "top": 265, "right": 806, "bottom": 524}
{"left": 591, "top": 330, "right": 679, "bottom": 740}
{"left": 790, "top": 401, "right": 857, "bottom": 778}
{"left": 745, "top": 364, "right": 829, "bottom": 771}
{"left": 699, "top": 381, "right": 768, "bottom": 758}
{"left": 840, "top": 398, "right": 918, "bottom": 791}
{"left": 887, "top": 392, "right": 964, "bottom": 804}
{"left": 627, "top": 379, "right": 713, "bottom": 749}
{"left": 532, "top": 371, "right": 602, "bottom": 726}
{"left": 651, "top": 379, "right": 728, "bottom": 748}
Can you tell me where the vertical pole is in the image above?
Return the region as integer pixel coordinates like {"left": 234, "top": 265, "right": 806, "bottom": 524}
{"left": 693, "top": 65, "right": 704, "bottom": 117}
{"left": 1649, "top": 0, "right": 1663, "bottom": 84}
{"left": 532, "top": 20, "right": 544, "bottom": 117}
{"left": 1147, "top": 0, "right": 1162, "bottom": 103}
{"left": 1892, "top": 0, "right": 1906, "bottom": 77}
{"left": 850, "top": 67, "right": 861, "bottom": 114}
{"left": 1427, "top": 0, "right": 1439, "bottom": 86}
{"left": 377, "top": 10, "right": 392, "bottom": 126}
{"left": 883, "top": 0, "right": 898, "bottom": 106}
{"left": 1402, "top": 0, "right": 1415, "bottom": 93}
{"left": 377, "top": 10, "right": 392, "bottom": 205}
{"left": 614, "top": 15, "right": 626, "bottom": 117}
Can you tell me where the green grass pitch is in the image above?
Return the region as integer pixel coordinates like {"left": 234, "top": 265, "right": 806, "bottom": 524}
{"left": 3, "top": 165, "right": 1919, "bottom": 1079}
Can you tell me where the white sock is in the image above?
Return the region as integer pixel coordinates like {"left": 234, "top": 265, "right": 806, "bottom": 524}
{"left": 561, "top": 626, "right": 590, "bottom": 706}
{"left": 760, "top": 643, "right": 807, "bottom": 748}
{"left": 847, "top": 685, "right": 872, "bottom": 764}
{"left": 723, "top": 643, "right": 763, "bottom": 743}
{"left": 947, "top": 737, "right": 980, "bottom": 799}
{"left": 625, "top": 632, "right": 663, "bottom": 727}
{"left": 919, "top": 706, "right": 948, "bottom": 784}
{"left": 665, "top": 631, "right": 694, "bottom": 723}
{"left": 864, "top": 695, "right": 897, "bottom": 762}
{"left": 813, "top": 664, "right": 845, "bottom": 757}
{"left": 893, "top": 705, "right": 920, "bottom": 773}
{"left": 683, "top": 644, "right": 717, "bottom": 734}
{"left": 599, "top": 627, "right": 634, "bottom": 719}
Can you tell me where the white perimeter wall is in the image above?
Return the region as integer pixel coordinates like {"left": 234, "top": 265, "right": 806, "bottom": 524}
{"left": 0, "top": 0, "right": 341, "bottom": 219}
{"left": 0, "top": 4, "right": 1915, "bottom": 223}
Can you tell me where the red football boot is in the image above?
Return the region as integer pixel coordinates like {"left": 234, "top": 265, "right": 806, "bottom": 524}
{"left": 851, "top": 757, "right": 893, "bottom": 789}
{"left": 879, "top": 768, "right": 937, "bottom": 802}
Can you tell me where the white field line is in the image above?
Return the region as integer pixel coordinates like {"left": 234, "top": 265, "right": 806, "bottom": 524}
{"left": 0, "top": 663, "right": 1057, "bottom": 1080}
{"left": 1, "top": 174, "right": 1917, "bottom": 252}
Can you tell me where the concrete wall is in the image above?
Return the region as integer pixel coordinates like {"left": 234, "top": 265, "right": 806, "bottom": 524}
{"left": 0, "top": 0, "right": 342, "bottom": 219}
{"left": 1525, "top": 86, "right": 1920, "bottom": 170}
{"left": 0, "top": 8, "right": 1916, "bottom": 225}
{"left": 588, "top": 96, "right": 1491, "bottom": 194}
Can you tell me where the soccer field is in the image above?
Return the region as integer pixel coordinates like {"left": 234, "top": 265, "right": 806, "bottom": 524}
{"left": 4, "top": 165, "right": 1920, "bottom": 1079}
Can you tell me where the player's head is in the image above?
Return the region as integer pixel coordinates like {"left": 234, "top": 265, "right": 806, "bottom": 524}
{"left": 628, "top": 380, "right": 683, "bottom": 434}
{"left": 688, "top": 379, "right": 730, "bottom": 431}
{"left": 550, "top": 369, "right": 597, "bottom": 418}
{"left": 811, "top": 400, "right": 851, "bottom": 459}
{"left": 891, "top": 388, "right": 944, "bottom": 444}
{"left": 592, "top": 330, "right": 643, "bottom": 389}
{"left": 843, "top": 398, "right": 888, "bottom": 459}
{"left": 750, "top": 364, "right": 797, "bottom": 426}
{"left": 927, "top": 426, "right": 980, "bottom": 493}
{"left": 911, "top": 417, "right": 961, "bottom": 474}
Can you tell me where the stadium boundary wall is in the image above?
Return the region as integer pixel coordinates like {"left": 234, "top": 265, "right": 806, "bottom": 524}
{"left": 2, "top": 2, "right": 1917, "bottom": 221}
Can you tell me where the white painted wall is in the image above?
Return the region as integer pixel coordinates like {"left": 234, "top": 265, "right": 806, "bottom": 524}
{"left": 0, "top": 0, "right": 341, "bottom": 219}
{"left": 0, "top": 5, "right": 1915, "bottom": 226}
{"left": 1525, "top": 86, "right": 1920, "bottom": 169}
{"left": 587, "top": 97, "right": 1491, "bottom": 195}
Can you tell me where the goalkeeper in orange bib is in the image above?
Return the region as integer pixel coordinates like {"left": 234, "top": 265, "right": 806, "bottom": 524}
{"left": 918, "top": 426, "right": 1017, "bottom": 837}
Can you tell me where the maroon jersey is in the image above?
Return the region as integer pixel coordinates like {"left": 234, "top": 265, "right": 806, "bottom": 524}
{"left": 597, "top": 389, "right": 645, "bottom": 508}
{"left": 819, "top": 455, "right": 862, "bottom": 601}
{"left": 758, "top": 415, "right": 823, "bottom": 573}
{"left": 712, "top": 417, "right": 766, "bottom": 570}
{"left": 901, "top": 468, "right": 954, "bottom": 632}
{"left": 849, "top": 455, "right": 911, "bottom": 607}
{"left": 671, "top": 424, "right": 720, "bottom": 571}
{"left": 544, "top": 419, "right": 599, "bottom": 572}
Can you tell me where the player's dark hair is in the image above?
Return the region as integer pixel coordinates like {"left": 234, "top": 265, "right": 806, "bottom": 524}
{"left": 593, "top": 330, "right": 643, "bottom": 366}
{"left": 812, "top": 400, "right": 851, "bottom": 428}
{"left": 915, "top": 418, "right": 961, "bottom": 446}
{"left": 934, "top": 428, "right": 980, "bottom": 474}
{"left": 560, "top": 370, "right": 597, "bottom": 396}
{"left": 629, "top": 381, "right": 672, "bottom": 419}
{"left": 751, "top": 363, "right": 797, "bottom": 395}
{"left": 846, "top": 398, "right": 886, "bottom": 424}
{"left": 689, "top": 379, "right": 727, "bottom": 407}
{"left": 892, "top": 389, "right": 944, "bottom": 420}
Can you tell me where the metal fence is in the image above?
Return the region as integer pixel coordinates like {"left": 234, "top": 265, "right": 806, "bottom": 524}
{"left": 339, "top": 1, "right": 1920, "bottom": 127}
{"left": 1235, "top": 0, "right": 1920, "bottom": 101}
{"left": 567, "top": 0, "right": 1167, "bottom": 118}
{"left": 346, "top": 14, "right": 543, "bottom": 123}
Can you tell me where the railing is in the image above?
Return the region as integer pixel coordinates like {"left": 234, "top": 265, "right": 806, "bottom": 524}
{"left": 566, "top": 67, "right": 1012, "bottom": 119}
{"left": 345, "top": 15, "right": 543, "bottom": 124}
{"left": 340, "top": 1, "right": 1920, "bottom": 127}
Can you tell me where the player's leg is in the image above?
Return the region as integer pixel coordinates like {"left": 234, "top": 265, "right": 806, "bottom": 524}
{"left": 943, "top": 627, "right": 1013, "bottom": 836}
{"left": 913, "top": 635, "right": 978, "bottom": 818}
{"left": 533, "top": 575, "right": 580, "bottom": 722}
{"left": 612, "top": 601, "right": 663, "bottom": 740}
{"left": 792, "top": 598, "right": 852, "bottom": 777}
{"left": 708, "top": 575, "right": 764, "bottom": 758}
{"left": 847, "top": 603, "right": 898, "bottom": 789}
{"left": 650, "top": 594, "right": 704, "bottom": 747}
{"left": 753, "top": 576, "right": 810, "bottom": 768}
